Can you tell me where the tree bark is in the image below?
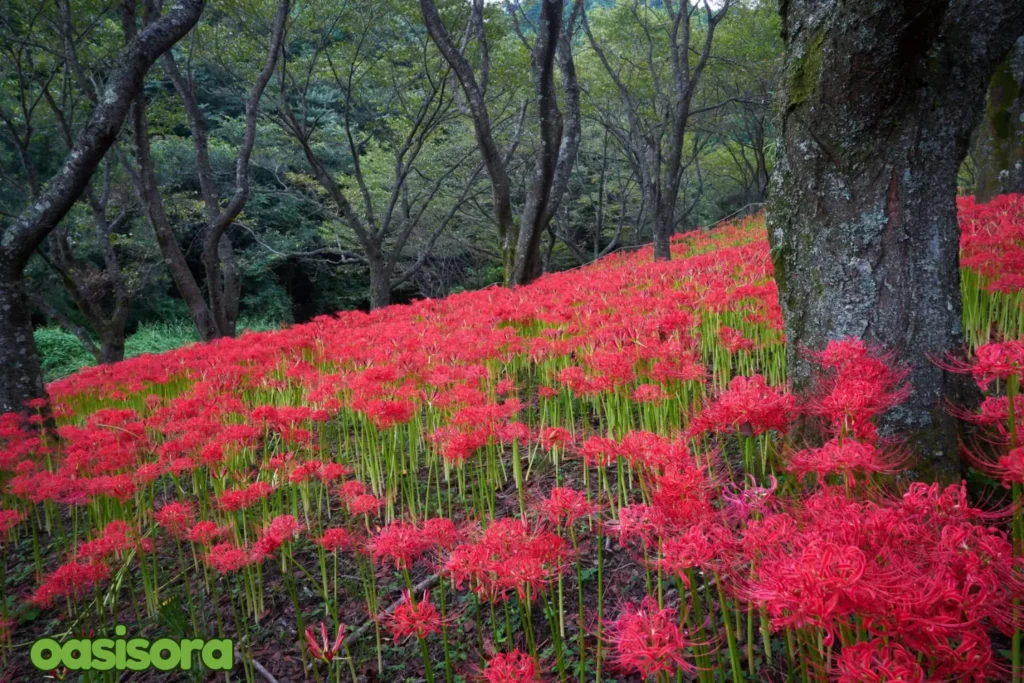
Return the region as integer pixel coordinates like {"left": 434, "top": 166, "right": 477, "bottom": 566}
{"left": 0, "top": 0, "right": 205, "bottom": 415}
{"left": 419, "top": 0, "right": 516, "bottom": 280}
{"left": 975, "top": 36, "right": 1024, "bottom": 203}
{"left": 512, "top": 0, "right": 566, "bottom": 285}
{"left": 767, "top": 0, "right": 1024, "bottom": 481}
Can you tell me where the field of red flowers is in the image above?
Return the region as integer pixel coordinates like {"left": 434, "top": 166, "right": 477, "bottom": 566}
{"left": 2, "top": 194, "right": 1024, "bottom": 682}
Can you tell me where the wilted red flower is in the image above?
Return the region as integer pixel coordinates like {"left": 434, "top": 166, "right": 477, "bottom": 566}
{"left": 305, "top": 621, "right": 345, "bottom": 663}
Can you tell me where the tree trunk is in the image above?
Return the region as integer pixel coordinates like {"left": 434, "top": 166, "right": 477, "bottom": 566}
{"left": 767, "top": 0, "right": 1024, "bottom": 481}
{"left": 975, "top": 37, "right": 1024, "bottom": 203}
{"left": 512, "top": 0, "right": 564, "bottom": 286}
{"left": 0, "top": 0, "right": 206, "bottom": 416}
{"left": 0, "top": 267, "right": 47, "bottom": 414}
{"left": 368, "top": 255, "right": 391, "bottom": 310}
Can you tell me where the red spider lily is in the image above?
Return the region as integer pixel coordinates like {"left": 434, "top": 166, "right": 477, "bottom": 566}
{"left": 536, "top": 487, "right": 600, "bottom": 526}
{"left": 482, "top": 649, "right": 543, "bottom": 683}
{"left": 383, "top": 590, "right": 443, "bottom": 642}
{"left": 348, "top": 493, "right": 384, "bottom": 517}
{"left": 0, "top": 508, "right": 24, "bottom": 537}
{"left": 31, "top": 561, "right": 111, "bottom": 607}
{"left": 539, "top": 427, "right": 572, "bottom": 451}
{"left": 605, "top": 596, "right": 694, "bottom": 679}
{"left": 834, "top": 639, "right": 924, "bottom": 683}
{"left": 252, "top": 514, "right": 302, "bottom": 560}
{"left": 631, "top": 383, "right": 667, "bottom": 403}
{"left": 317, "top": 527, "right": 355, "bottom": 552}
{"left": 687, "top": 374, "right": 795, "bottom": 438}
{"left": 719, "top": 326, "right": 754, "bottom": 353}
{"left": 77, "top": 520, "right": 150, "bottom": 561}
{"left": 806, "top": 338, "right": 910, "bottom": 437}
{"left": 216, "top": 481, "right": 274, "bottom": 511}
{"left": 206, "top": 542, "right": 254, "bottom": 574}
{"left": 658, "top": 523, "right": 726, "bottom": 583}
{"left": 421, "top": 517, "right": 462, "bottom": 550}
{"left": 372, "top": 521, "right": 431, "bottom": 570}
{"left": 939, "top": 340, "right": 1024, "bottom": 390}
{"left": 154, "top": 502, "right": 194, "bottom": 539}
{"left": 186, "top": 521, "right": 230, "bottom": 546}
{"left": 445, "top": 518, "right": 566, "bottom": 602}
{"left": 305, "top": 621, "right": 345, "bottom": 664}
{"left": 785, "top": 438, "right": 906, "bottom": 484}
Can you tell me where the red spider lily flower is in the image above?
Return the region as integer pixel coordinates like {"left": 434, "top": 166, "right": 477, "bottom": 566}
{"left": 580, "top": 436, "right": 619, "bottom": 467}
{"left": 536, "top": 487, "right": 600, "bottom": 526}
{"left": 216, "top": 481, "right": 275, "bottom": 511}
{"left": 496, "top": 378, "right": 516, "bottom": 395}
{"left": 348, "top": 493, "right": 384, "bottom": 517}
{"left": 483, "top": 649, "right": 543, "bottom": 683}
{"left": 632, "top": 383, "right": 667, "bottom": 403}
{"left": 77, "top": 520, "right": 149, "bottom": 561}
{"left": 252, "top": 514, "right": 302, "bottom": 560}
{"left": 186, "top": 521, "right": 230, "bottom": 546}
{"left": 721, "top": 475, "right": 778, "bottom": 520}
{"left": 337, "top": 480, "right": 367, "bottom": 502}
{"left": 658, "top": 523, "right": 724, "bottom": 583}
{"left": 687, "top": 374, "right": 795, "bottom": 438}
{"left": 31, "top": 561, "right": 111, "bottom": 607}
{"left": 154, "top": 502, "right": 194, "bottom": 539}
{"left": 539, "top": 426, "right": 572, "bottom": 451}
{"left": 940, "top": 340, "right": 1024, "bottom": 390}
{"left": 606, "top": 596, "right": 694, "bottom": 679}
{"left": 421, "top": 517, "right": 462, "bottom": 550}
{"left": 785, "top": 438, "right": 906, "bottom": 484}
{"left": 317, "top": 527, "right": 355, "bottom": 552}
{"left": 834, "top": 639, "right": 924, "bottom": 683}
{"left": 0, "top": 508, "right": 24, "bottom": 537}
{"left": 806, "top": 338, "right": 910, "bottom": 436}
{"left": 383, "top": 590, "right": 443, "bottom": 642}
{"left": 206, "top": 542, "right": 254, "bottom": 574}
{"left": 372, "top": 521, "right": 432, "bottom": 570}
{"left": 445, "top": 518, "right": 566, "bottom": 602}
{"left": 318, "top": 462, "right": 353, "bottom": 483}
{"left": 305, "top": 622, "right": 345, "bottom": 664}
{"left": 719, "top": 326, "right": 754, "bottom": 353}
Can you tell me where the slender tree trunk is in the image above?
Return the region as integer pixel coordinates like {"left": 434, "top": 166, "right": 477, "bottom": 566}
{"left": 0, "top": 267, "right": 47, "bottom": 414}
{"left": 767, "top": 0, "right": 1024, "bottom": 481}
{"left": 368, "top": 253, "right": 392, "bottom": 310}
{"left": 975, "top": 37, "right": 1024, "bottom": 203}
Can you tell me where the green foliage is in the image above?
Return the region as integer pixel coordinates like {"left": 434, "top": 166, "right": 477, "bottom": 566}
{"left": 33, "top": 328, "right": 96, "bottom": 383}
{"left": 124, "top": 321, "right": 199, "bottom": 358}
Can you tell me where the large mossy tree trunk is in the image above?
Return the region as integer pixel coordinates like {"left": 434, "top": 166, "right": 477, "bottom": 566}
{"left": 767, "top": 0, "right": 1024, "bottom": 481}
{"left": 975, "top": 37, "right": 1024, "bottom": 203}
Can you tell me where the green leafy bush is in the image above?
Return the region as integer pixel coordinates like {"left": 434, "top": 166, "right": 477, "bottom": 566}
{"left": 33, "top": 327, "right": 95, "bottom": 382}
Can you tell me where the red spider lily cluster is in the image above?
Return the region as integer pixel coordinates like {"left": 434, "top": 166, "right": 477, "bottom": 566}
{"left": 1, "top": 201, "right": 1024, "bottom": 682}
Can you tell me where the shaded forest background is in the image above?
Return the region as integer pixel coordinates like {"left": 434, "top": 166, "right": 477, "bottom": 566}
{"left": 0, "top": 0, "right": 1015, "bottom": 380}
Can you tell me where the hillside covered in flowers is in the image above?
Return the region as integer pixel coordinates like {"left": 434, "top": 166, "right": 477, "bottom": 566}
{"left": 2, "top": 194, "right": 1024, "bottom": 681}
